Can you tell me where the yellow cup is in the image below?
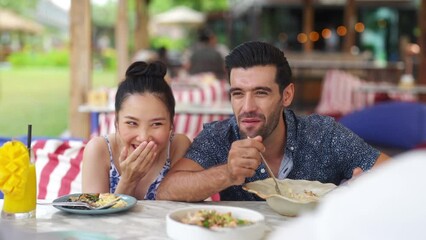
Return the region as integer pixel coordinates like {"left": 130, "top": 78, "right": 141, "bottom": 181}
{"left": 0, "top": 141, "right": 37, "bottom": 219}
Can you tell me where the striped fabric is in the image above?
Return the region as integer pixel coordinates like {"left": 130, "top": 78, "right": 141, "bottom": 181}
{"left": 32, "top": 139, "right": 85, "bottom": 200}
{"left": 173, "top": 80, "right": 229, "bottom": 105}
{"left": 97, "top": 112, "right": 116, "bottom": 137}
{"left": 316, "top": 70, "right": 417, "bottom": 118}
{"left": 173, "top": 113, "right": 229, "bottom": 140}
{"left": 316, "top": 69, "right": 371, "bottom": 117}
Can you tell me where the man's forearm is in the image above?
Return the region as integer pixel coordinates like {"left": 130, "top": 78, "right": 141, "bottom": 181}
{"left": 157, "top": 165, "right": 232, "bottom": 202}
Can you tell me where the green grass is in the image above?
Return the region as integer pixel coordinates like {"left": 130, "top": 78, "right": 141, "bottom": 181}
{"left": 0, "top": 67, "right": 116, "bottom": 139}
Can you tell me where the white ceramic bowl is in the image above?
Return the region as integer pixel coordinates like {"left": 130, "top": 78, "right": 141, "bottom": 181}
{"left": 243, "top": 178, "right": 337, "bottom": 217}
{"left": 166, "top": 205, "right": 266, "bottom": 240}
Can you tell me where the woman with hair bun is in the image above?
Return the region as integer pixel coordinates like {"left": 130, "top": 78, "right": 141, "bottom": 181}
{"left": 82, "top": 61, "right": 191, "bottom": 200}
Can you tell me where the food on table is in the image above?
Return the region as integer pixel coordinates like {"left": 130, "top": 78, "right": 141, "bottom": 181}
{"left": 67, "top": 193, "right": 127, "bottom": 209}
{"left": 180, "top": 209, "right": 253, "bottom": 229}
{"left": 285, "top": 188, "right": 319, "bottom": 201}
{"left": 0, "top": 141, "right": 36, "bottom": 213}
{"left": 70, "top": 193, "right": 100, "bottom": 204}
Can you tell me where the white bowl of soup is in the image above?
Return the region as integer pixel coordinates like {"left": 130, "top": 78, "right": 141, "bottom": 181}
{"left": 166, "top": 205, "right": 266, "bottom": 240}
{"left": 243, "top": 178, "right": 337, "bottom": 217}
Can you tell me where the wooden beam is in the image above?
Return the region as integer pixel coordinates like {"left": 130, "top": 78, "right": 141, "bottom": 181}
{"left": 418, "top": 0, "right": 426, "bottom": 93}
{"left": 69, "top": 0, "right": 91, "bottom": 139}
{"left": 116, "top": 0, "right": 129, "bottom": 82}
{"left": 303, "top": 0, "right": 313, "bottom": 52}
{"left": 134, "top": 0, "right": 149, "bottom": 53}
{"left": 343, "top": 0, "right": 356, "bottom": 53}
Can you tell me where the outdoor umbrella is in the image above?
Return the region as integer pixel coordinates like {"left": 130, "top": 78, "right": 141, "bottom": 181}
{"left": 151, "top": 6, "right": 206, "bottom": 26}
{"left": 0, "top": 8, "right": 43, "bottom": 34}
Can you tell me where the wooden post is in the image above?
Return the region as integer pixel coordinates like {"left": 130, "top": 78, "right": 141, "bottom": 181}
{"left": 418, "top": 0, "right": 426, "bottom": 94}
{"left": 69, "top": 0, "right": 91, "bottom": 139}
{"left": 303, "top": 0, "right": 313, "bottom": 53}
{"left": 134, "top": 0, "right": 149, "bottom": 53}
{"left": 116, "top": 0, "right": 129, "bottom": 82}
{"left": 343, "top": 0, "right": 356, "bottom": 53}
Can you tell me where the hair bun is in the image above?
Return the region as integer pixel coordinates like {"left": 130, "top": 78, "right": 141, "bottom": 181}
{"left": 125, "top": 61, "right": 167, "bottom": 79}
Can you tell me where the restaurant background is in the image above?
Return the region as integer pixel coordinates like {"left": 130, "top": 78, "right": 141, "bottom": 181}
{"left": 0, "top": 0, "right": 425, "bottom": 153}
{"left": 0, "top": 0, "right": 425, "bottom": 229}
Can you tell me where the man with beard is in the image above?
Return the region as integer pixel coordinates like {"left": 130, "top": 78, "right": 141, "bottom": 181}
{"left": 157, "top": 41, "right": 389, "bottom": 201}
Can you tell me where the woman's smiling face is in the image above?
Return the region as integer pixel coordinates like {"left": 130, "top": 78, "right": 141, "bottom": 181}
{"left": 116, "top": 93, "right": 172, "bottom": 153}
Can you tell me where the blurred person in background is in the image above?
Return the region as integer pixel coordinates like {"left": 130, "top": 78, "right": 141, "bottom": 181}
{"left": 209, "top": 31, "right": 230, "bottom": 59}
{"left": 183, "top": 27, "right": 226, "bottom": 80}
{"left": 82, "top": 61, "right": 191, "bottom": 200}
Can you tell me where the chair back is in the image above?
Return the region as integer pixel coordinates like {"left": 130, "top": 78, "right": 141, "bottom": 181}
{"left": 339, "top": 102, "right": 426, "bottom": 149}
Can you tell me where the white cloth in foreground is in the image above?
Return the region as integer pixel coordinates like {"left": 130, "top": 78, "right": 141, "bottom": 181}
{"left": 269, "top": 150, "right": 426, "bottom": 240}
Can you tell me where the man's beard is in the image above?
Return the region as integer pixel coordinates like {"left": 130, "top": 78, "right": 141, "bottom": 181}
{"left": 238, "top": 105, "right": 283, "bottom": 140}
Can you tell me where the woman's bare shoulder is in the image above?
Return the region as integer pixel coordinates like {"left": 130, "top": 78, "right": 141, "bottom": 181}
{"left": 173, "top": 133, "right": 191, "bottom": 147}
{"left": 85, "top": 135, "right": 108, "bottom": 149}
{"left": 170, "top": 133, "right": 192, "bottom": 164}
{"left": 83, "top": 135, "right": 112, "bottom": 163}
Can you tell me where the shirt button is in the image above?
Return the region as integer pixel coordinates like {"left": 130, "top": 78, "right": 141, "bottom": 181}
{"left": 290, "top": 147, "right": 294, "bottom": 150}
{"left": 260, "top": 168, "right": 266, "bottom": 173}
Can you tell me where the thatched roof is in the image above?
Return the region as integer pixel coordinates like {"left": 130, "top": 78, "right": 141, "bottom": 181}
{"left": 0, "top": 8, "right": 44, "bottom": 34}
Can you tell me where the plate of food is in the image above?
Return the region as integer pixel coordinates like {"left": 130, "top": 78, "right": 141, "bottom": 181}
{"left": 166, "top": 205, "right": 265, "bottom": 240}
{"left": 243, "top": 178, "right": 337, "bottom": 217}
{"left": 52, "top": 193, "right": 137, "bottom": 215}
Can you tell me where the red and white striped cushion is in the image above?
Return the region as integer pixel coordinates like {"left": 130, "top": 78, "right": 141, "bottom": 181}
{"left": 174, "top": 113, "right": 229, "bottom": 140}
{"left": 32, "top": 139, "right": 85, "bottom": 200}
{"left": 173, "top": 80, "right": 229, "bottom": 105}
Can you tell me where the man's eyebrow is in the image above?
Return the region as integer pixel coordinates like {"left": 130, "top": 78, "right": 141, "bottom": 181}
{"left": 254, "top": 86, "right": 273, "bottom": 92}
{"left": 229, "top": 87, "right": 241, "bottom": 93}
{"left": 229, "top": 86, "right": 273, "bottom": 92}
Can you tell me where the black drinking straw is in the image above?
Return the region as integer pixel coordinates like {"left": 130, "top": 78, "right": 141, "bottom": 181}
{"left": 27, "top": 124, "right": 32, "bottom": 158}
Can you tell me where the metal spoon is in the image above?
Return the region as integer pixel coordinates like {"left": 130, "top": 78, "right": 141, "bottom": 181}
{"left": 247, "top": 137, "right": 282, "bottom": 195}
{"left": 258, "top": 151, "right": 282, "bottom": 195}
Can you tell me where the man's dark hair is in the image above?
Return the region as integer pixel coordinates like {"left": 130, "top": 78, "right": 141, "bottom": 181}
{"left": 224, "top": 41, "right": 292, "bottom": 93}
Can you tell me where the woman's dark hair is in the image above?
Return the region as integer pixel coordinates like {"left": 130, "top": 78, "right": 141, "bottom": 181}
{"left": 224, "top": 41, "right": 292, "bottom": 93}
{"left": 115, "top": 61, "right": 175, "bottom": 124}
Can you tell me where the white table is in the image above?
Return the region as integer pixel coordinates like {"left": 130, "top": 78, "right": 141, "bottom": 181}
{"left": 357, "top": 84, "right": 426, "bottom": 95}
{"left": 78, "top": 102, "right": 233, "bottom": 115}
{"left": 355, "top": 84, "right": 426, "bottom": 107}
{"left": 0, "top": 200, "right": 290, "bottom": 240}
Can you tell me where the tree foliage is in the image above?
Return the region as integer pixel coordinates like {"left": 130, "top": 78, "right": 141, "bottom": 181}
{"left": 0, "top": 0, "right": 38, "bottom": 15}
{"left": 91, "top": 0, "right": 117, "bottom": 28}
{"left": 149, "top": 0, "right": 228, "bottom": 14}
{"left": 91, "top": 0, "right": 229, "bottom": 26}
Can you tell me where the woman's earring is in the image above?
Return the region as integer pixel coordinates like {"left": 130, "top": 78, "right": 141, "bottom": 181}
{"left": 170, "top": 130, "right": 174, "bottom": 141}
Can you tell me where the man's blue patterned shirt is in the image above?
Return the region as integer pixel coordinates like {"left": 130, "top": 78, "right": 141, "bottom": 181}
{"left": 185, "top": 109, "right": 380, "bottom": 201}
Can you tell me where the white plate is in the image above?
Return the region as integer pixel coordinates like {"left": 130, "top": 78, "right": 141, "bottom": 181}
{"left": 166, "top": 205, "right": 266, "bottom": 240}
{"left": 52, "top": 193, "right": 137, "bottom": 215}
{"left": 243, "top": 178, "right": 337, "bottom": 217}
